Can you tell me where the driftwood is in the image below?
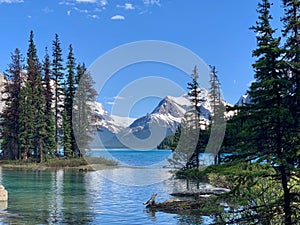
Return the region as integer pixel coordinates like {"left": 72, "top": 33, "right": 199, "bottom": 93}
{"left": 144, "top": 189, "right": 230, "bottom": 215}
{"left": 143, "top": 193, "right": 157, "bottom": 208}
{"left": 143, "top": 194, "right": 222, "bottom": 215}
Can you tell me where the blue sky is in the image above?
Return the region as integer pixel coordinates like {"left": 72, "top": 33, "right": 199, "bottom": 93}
{"left": 0, "top": 0, "right": 284, "bottom": 118}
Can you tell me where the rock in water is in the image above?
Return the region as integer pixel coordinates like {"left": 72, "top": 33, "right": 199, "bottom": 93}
{"left": 0, "top": 185, "right": 8, "bottom": 202}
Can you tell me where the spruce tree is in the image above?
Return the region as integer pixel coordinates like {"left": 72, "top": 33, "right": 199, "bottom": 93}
{"left": 209, "top": 66, "right": 222, "bottom": 118}
{"left": 73, "top": 64, "right": 97, "bottom": 156}
{"left": 52, "top": 34, "right": 64, "bottom": 155}
{"left": 208, "top": 66, "right": 225, "bottom": 164}
{"left": 64, "top": 44, "right": 77, "bottom": 157}
{"left": 281, "top": 0, "right": 300, "bottom": 169}
{"left": 23, "top": 31, "right": 47, "bottom": 162}
{"left": 42, "top": 48, "right": 56, "bottom": 156}
{"left": 184, "top": 66, "right": 202, "bottom": 169}
{"left": 0, "top": 48, "right": 24, "bottom": 160}
{"left": 225, "top": 1, "right": 297, "bottom": 223}
{"left": 187, "top": 66, "right": 201, "bottom": 115}
{"left": 18, "top": 80, "right": 34, "bottom": 160}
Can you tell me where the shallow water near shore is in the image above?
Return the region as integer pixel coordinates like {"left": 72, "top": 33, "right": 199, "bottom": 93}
{"left": 0, "top": 150, "right": 215, "bottom": 224}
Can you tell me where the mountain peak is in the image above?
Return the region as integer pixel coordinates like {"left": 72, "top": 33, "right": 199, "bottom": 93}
{"left": 151, "top": 95, "right": 190, "bottom": 118}
{"left": 92, "top": 89, "right": 230, "bottom": 149}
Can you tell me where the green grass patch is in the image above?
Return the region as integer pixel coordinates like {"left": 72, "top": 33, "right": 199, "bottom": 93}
{"left": 0, "top": 156, "right": 118, "bottom": 170}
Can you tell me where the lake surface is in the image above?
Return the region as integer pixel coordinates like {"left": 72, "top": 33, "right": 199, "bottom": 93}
{"left": 0, "top": 150, "right": 215, "bottom": 224}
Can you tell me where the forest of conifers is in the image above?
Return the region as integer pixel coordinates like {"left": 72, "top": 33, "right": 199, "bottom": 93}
{"left": 0, "top": 31, "right": 97, "bottom": 162}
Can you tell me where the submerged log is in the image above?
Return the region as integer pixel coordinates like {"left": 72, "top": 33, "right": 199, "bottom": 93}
{"left": 143, "top": 193, "right": 157, "bottom": 208}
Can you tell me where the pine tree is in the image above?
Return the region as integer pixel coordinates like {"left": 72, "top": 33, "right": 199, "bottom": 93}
{"left": 34, "top": 64, "right": 47, "bottom": 162}
{"left": 42, "top": 48, "right": 56, "bottom": 156}
{"left": 209, "top": 66, "right": 222, "bottom": 118}
{"left": 184, "top": 66, "right": 202, "bottom": 169}
{"left": 23, "top": 31, "right": 47, "bottom": 162}
{"left": 187, "top": 66, "right": 201, "bottom": 115}
{"left": 73, "top": 64, "right": 97, "bottom": 156}
{"left": 64, "top": 44, "right": 77, "bottom": 157}
{"left": 18, "top": 80, "right": 34, "bottom": 160}
{"left": 225, "top": 1, "right": 297, "bottom": 223}
{"left": 52, "top": 34, "right": 65, "bottom": 154}
{"left": 281, "top": 0, "right": 300, "bottom": 169}
{"left": 0, "top": 48, "right": 24, "bottom": 160}
{"left": 208, "top": 66, "right": 225, "bottom": 164}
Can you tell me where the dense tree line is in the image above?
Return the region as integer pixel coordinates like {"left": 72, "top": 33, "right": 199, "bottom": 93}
{"left": 0, "top": 31, "right": 97, "bottom": 161}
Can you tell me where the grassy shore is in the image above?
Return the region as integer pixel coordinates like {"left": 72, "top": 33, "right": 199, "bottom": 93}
{"left": 0, "top": 156, "right": 118, "bottom": 171}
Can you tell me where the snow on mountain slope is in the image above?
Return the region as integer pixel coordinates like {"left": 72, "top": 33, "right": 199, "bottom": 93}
{"left": 111, "top": 115, "right": 136, "bottom": 127}
{"left": 236, "top": 93, "right": 251, "bottom": 106}
{"left": 91, "top": 102, "right": 134, "bottom": 133}
{"left": 126, "top": 89, "right": 214, "bottom": 144}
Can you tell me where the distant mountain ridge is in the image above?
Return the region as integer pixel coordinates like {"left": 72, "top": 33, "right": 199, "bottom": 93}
{"left": 93, "top": 88, "right": 227, "bottom": 149}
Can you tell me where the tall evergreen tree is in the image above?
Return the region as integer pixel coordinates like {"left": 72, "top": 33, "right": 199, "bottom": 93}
{"left": 52, "top": 34, "right": 64, "bottom": 154}
{"left": 209, "top": 66, "right": 222, "bottom": 118}
{"left": 23, "top": 31, "right": 47, "bottom": 162}
{"left": 64, "top": 44, "right": 77, "bottom": 157}
{"left": 73, "top": 64, "right": 97, "bottom": 156}
{"left": 184, "top": 66, "right": 202, "bottom": 169}
{"left": 225, "top": 1, "right": 298, "bottom": 223}
{"left": 281, "top": 0, "right": 300, "bottom": 168}
{"left": 187, "top": 66, "right": 201, "bottom": 115}
{"left": 208, "top": 66, "right": 225, "bottom": 164}
{"left": 18, "top": 79, "right": 34, "bottom": 160}
{"left": 42, "top": 48, "right": 56, "bottom": 156}
{"left": 0, "top": 48, "right": 24, "bottom": 160}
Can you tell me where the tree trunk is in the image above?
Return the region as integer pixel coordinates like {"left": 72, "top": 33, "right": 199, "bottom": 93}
{"left": 279, "top": 165, "right": 292, "bottom": 225}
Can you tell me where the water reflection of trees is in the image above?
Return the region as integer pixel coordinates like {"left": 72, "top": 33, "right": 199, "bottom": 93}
{"left": 60, "top": 170, "right": 94, "bottom": 224}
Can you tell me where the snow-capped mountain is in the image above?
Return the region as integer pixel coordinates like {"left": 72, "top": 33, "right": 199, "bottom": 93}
{"left": 90, "top": 102, "right": 136, "bottom": 148}
{"left": 126, "top": 90, "right": 212, "bottom": 137}
{"left": 95, "top": 88, "right": 223, "bottom": 149}
{"left": 91, "top": 102, "right": 135, "bottom": 134}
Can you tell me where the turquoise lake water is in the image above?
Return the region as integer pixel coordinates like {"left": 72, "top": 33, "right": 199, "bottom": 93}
{"left": 0, "top": 150, "right": 215, "bottom": 224}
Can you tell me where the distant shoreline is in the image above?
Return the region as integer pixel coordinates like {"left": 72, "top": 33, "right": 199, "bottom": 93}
{"left": 0, "top": 157, "right": 118, "bottom": 171}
